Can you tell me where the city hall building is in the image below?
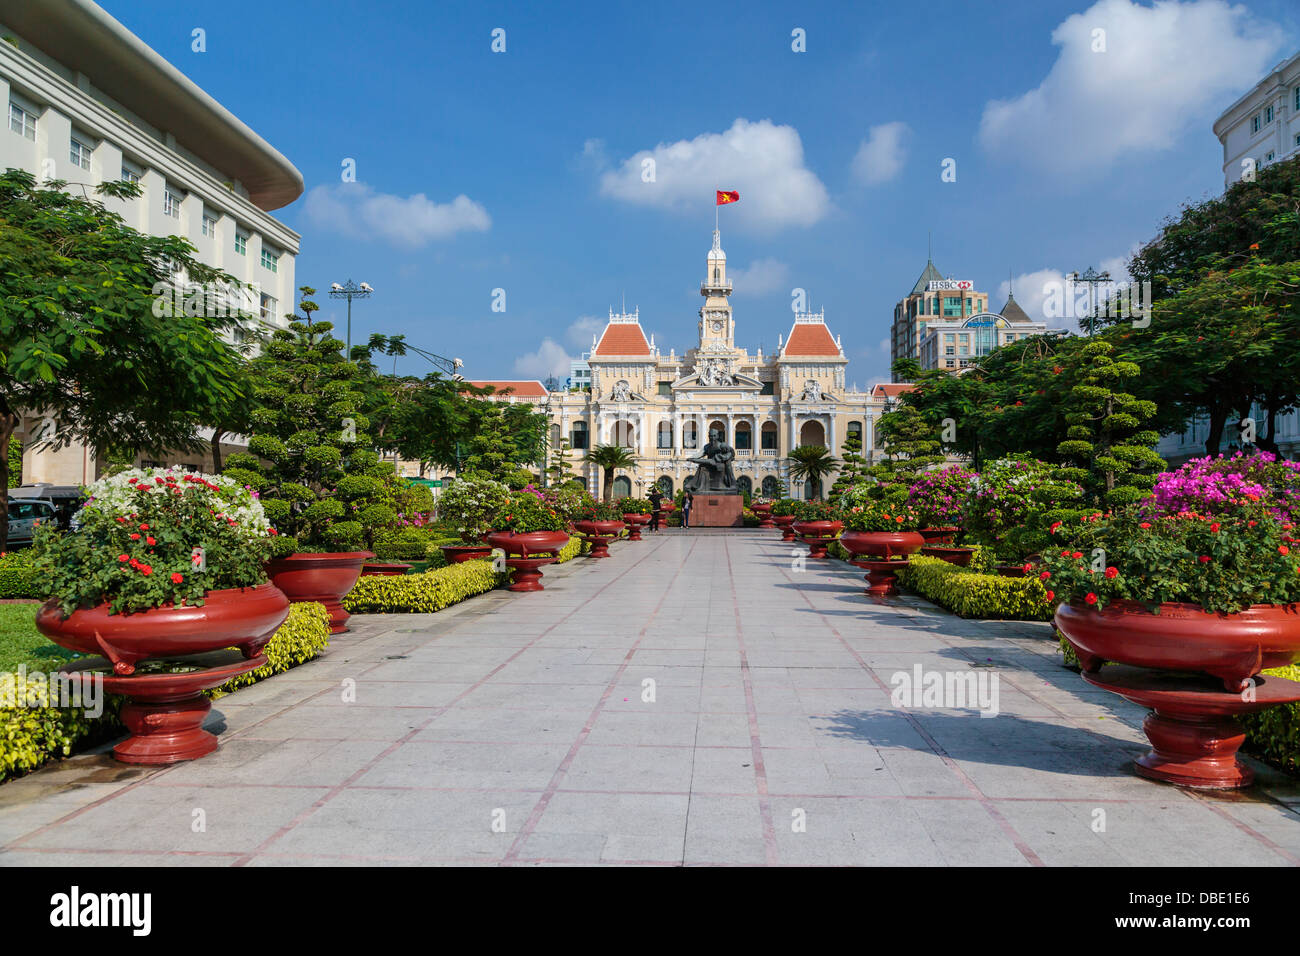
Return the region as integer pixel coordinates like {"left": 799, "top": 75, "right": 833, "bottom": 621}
{"left": 545, "top": 230, "right": 896, "bottom": 500}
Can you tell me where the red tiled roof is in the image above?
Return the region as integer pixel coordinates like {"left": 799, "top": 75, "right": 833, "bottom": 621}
{"left": 782, "top": 322, "right": 840, "bottom": 357}
{"left": 465, "top": 380, "right": 548, "bottom": 399}
{"left": 872, "top": 383, "right": 915, "bottom": 400}
{"left": 593, "top": 322, "right": 651, "bottom": 356}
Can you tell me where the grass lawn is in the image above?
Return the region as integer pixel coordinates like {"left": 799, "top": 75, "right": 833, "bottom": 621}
{"left": 0, "top": 604, "right": 68, "bottom": 672}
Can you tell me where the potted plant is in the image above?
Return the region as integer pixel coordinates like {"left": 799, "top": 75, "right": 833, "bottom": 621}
{"left": 790, "top": 499, "right": 842, "bottom": 559}
{"left": 33, "top": 467, "right": 289, "bottom": 763}
{"left": 617, "top": 496, "right": 653, "bottom": 541}
{"left": 908, "top": 466, "right": 975, "bottom": 543}
{"left": 1049, "top": 506, "right": 1300, "bottom": 788}
{"left": 836, "top": 497, "right": 926, "bottom": 559}
{"left": 485, "top": 492, "right": 573, "bottom": 591}
{"left": 432, "top": 476, "right": 512, "bottom": 563}
{"left": 750, "top": 496, "right": 775, "bottom": 528}
{"left": 771, "top": 497, "right": 801, "bottom": 541}
{"left": 572, "top": 499, "right": 626, "bottom": 558}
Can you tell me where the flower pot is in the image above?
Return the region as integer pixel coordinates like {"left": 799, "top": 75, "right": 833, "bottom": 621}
{"left": 840, "top": 530, "right": 926, "bottom": 560}
{"left": 485, "top": 531, "right": 571, "bottom": 591}
{"left": 773, "top": 514, "right": 797, "bottom": 541}
{"left": 851, "top": 558, "right": 910, "bottom": 596}
{"left": 621, "top": 513, "right": 651, "bottom": 541}
{"left": 361, "top": 562, "right": 413, "bottom": 576}
{"left": 1055, "top": 600, "right": 1300, "bottom": 693}
{"left": 919, "top": 545, "right": 975, "bottom": 567}
{"left": 265, "top": 551, "right": 373, "bottom": 634}
{"left": 573, "top": 520, "right": 626, "bottom": 558}
{"left": 440, "top": 544, "right": 493, "bottom": 564}
{"left": 792, "top": 520, "right": 842, "bottom": 559}
{"left": 995, "top": 563, "right": 1032, "bottom": 578}
{"left": 919, "top": 526, "right": 959, "bottom": 545}
{"left": 751, "top": 502, "right": 775, "bottom": 529}
{"left": 35, "top": 582, "right": 291, "bottom": 675}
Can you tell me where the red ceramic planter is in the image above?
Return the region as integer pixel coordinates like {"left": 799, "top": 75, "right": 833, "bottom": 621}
{"left": 265, "top": 551, "right": 372, "bottom": 634}
{"left": 839, "top": 530, "right": 925, "bottom": 560}
{"left": 361, "top": 562, "right": 412, "bottom": 576}
{"left": 35, "top": 582, "right": 291, "bottom": 675}
{"left": 920, "top": 545, "right": 975, "bottom": 567}
{"left": 573, "top": 519, "right": 626, "bottom": 558}
{"left": 621, "top": 513, "right": 651, "bottom": 541}
{"left": 485, "top": 531, "right": 571, "bottom": 591}
{"left": 751, "top": 502, "right": 775, "bottom": 529}
{"left": 1056, "top": 599, "right": 1300, "bottom": 693}
{"left": 919, "top": 526, "right": 959, "bottom": 545}
{"left": 792, "top": 520, "right": 842, "bottom": 559}
{"left": 851, "top": 558, "right": 911, "bottom": 596}
{"left": 773, "top": 514, "right": 797, "bottom": 541}
{"left": 440, "top": 544, "right": 493, "bottom": 564}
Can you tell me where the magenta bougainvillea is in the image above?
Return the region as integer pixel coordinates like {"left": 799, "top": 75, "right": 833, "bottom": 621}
{"left": 1147, "top": 452, "right": 1300, "bottom": 522}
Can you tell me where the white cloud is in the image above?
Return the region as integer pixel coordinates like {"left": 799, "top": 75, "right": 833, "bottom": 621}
{"left": 304, "top": 183, "right": 490, "bottom": 247}
{"left": 565, "top": 315, "right": 605, "bottom": 349}
{"left": 851, "top": 122, "right": 910, "bottom": 185}
{"left": 512, "top": 338, "right": 572, "bottom": 380}
{"left": 593, "top": 118, "right": 830, "bottom": 230}
{"left": 1000, "top": 253, "right": 1135, "bottom": 331}
{"left": 979, "top": 0, "right": 1279, "bottom": 174}
{"left": 729, "top": 257, "right": 790, "bottom": 295}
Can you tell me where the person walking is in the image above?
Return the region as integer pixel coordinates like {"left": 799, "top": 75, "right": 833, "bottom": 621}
{"left": 647, "top": 487, "right": 663, "bottom": 532}
{"left": 681, "top": 491, "right": 693, "bottom": 530}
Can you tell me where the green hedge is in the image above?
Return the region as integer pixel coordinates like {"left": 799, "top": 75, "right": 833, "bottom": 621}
{"left": 0, "top": 550, "right": 42, "bottom": 599}
{"left": 895, "top": 555, "right": 1053, "bottom": 621}
{"left": 345, "top": 536, "right": 585, "bottom": 614}
{"left": 371, "top": 527, "right": 440, "bottom": 561}
{"left": 0, "top": 600, "right": 330, "bottom": 784}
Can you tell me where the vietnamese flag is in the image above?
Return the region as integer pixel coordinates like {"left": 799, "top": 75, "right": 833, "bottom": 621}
{"left": 716, "top": 190, "right": 739, "bottom": 205}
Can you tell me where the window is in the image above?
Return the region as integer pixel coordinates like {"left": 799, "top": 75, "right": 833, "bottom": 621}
{"left": 570, "top": 421, "right": 589, "bottom": 450}
{"left": 945, "top": 359, "right": 955, "bottom": 368}
{"left": 234, "top": 231, "right": 247, "bottom": 255}
{"left": 8, "top": 99, "right": 36, "bottom": 140}
{"left": 120, "top": 160, "right": 142, "bottom": 186}
{"left": 69, "top": 135, "right": 93, "bottom": 171}
{"left": 1266, "top": 151, "right": 1275, "bottom": 163}
{"left": 1252, "top": 114, "right": 1261, "bottom": 133}
{"left": 261, "top": 246, "right": 279, "bottom": 272}
{"left": 260, "top": 293, "right": 277, "bottom": 323}
{"left": 761, "top": 422, "right": 778, "bottom": 450}
{"left": 1265, "top": 105, "right": 1274, "bottom": 124}
{"left": 657, "top": 421, "right": 673, "bottom": 449}
{"left": 760, "top": 380, "right": 774, "bottom": 396}
{"left": 682, "top": 421, "right": 698, "bottom": 449}
{"left": 202, "top": 212, "right": 218, "bottom": 237}
{"left": 943, "top": 296, "right": 962, "bottom": 317}
{"left": 943, "top": 333, "right": 955, "bottom": 343}
{"left": 163, "top": 187, "right": 182, "bottom": 218}
{"left": 944, "top": 346, "right": 955, "bottom": 356}
{"left": 734, "top": 422, "right": 752, "bottom": 450}
{"left": 657, "top": 381, "right": 671, "bottom": 396}
{"left": 1295, "top": 87, "right": 1300, "bottom": 113}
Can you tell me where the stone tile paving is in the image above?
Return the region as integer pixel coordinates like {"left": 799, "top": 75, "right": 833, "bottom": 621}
{"left": 2, "top": 528, "right": 1299, "bottom": 866}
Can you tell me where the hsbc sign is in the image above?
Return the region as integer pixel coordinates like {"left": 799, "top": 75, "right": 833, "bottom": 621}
{"left": 926, "top": 280, "right": 973, "bottom": 291}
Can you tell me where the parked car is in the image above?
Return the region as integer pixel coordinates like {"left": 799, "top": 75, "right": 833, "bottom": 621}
{"left": 9, "top": 484, "right": 86, "bottom": 531}
{"left": 6, "top": 498, "right": 57, "bottom": 546}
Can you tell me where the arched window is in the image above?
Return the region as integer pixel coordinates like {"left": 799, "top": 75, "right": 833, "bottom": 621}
{"left": 682, "top": 421, "right": 698, "bottom": 449}
{"left": 846, "top": 420, "right": 862, "bottom": 452}
{"left": 613, "top": 420, "right": 635, "bottom": 449}
{"left": 737, "top": 476, "right": 752, "bottom": 496}
{"left": 613, "top": 475, "right": 632, "bottom": 499}
{"left": 761, "top": 476, "right": 779, "bottom": 498}
{"left": 570, "top": 420, "right": 589, "bottom": 450}
{"left": 761, "top": 421, "right": 778, "bottom": 450}
{"left": 657, "top": 421, "right": 673, "bottom": 449}
{"left": 550, "top": 424, "right": 561, "bottom": 448}
{"left": 708, "top": 420, "right": 727, "bottom": 444}
{"left": 656, "top": 476, "right": 673, "bottom": 496}
{"left": 734, "top": 421, "right": 752, "bottom": 450}
{"left": 799, "top": 420, "right": 825, "bottom": 448}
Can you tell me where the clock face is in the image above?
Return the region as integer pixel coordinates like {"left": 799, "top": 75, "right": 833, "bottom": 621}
{"left": 711, "top": 320, "right": 722, "bottom": 332}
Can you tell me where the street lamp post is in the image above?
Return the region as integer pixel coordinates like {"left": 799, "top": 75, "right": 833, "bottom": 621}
{"left": 328, "top": 279, "right": 374, "bottom": 358}
{"left": 1067, "top": 267, "right": 1111, "bottom": 337}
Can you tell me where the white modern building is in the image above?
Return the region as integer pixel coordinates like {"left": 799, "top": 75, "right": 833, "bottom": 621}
{"left": 916, "top": 293, "right": 1047, "bottom": 373}
{"left": 0, "top": 0, "right": 303, "bottom": 484}
{"left": 1214, "top": 49, "right": 1300, "bottom": 187}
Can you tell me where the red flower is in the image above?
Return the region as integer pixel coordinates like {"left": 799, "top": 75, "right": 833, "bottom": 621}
{"left": 146, "top": 536, "right": 155, "bottom": 546}
{"left": 269, "top": 528, "right": 278, "bottom": 536}
{"left": 1085, "top": 592, "right": 1097, "bottom": 605}
{"left": 171, "top": 572, "right": 184, "bottom": 584}
{"left": 1045, "top": 590, "right": 1055, "bottom": 601}
{"left": 140, "top": 524, "right": 149, "bottom": 530}
{"left": 1071, "top": 551, "right": 1083, "bottom": 560}
{"left": 117, "top": 554, "right": 129, "bottom": 562}
{"left": 1281, "top": 546, "right": 1291, "bottom": 556}
{"left": 1039, "top": 571, "right": 1051, "bottom": 581}
{"left": 1249, "top": 242, "right": 1260, "bottom": 250}
{"left": 1199, "top": 555, "right": 1211, "bottom": 563}
{"left": 1210, "top": 522, "right": 1220, "bottom": 533}
{"left": 1060, "top": 550, "right": 1070, "bottom": 557}
{"left": 1104, "top": 567, "right": 1118, "bottom": 579}
{"left": 1049, "top": 522, "right": 1062, "bottom": 533}
{"left": 1139, "top": 522, "right": 1151, "bottom": 529}
{"left": 129, "top": 533, "right": 140, "bottom": 540}
{"left": 140, "top": 565, "right": 152, "bottom": 575}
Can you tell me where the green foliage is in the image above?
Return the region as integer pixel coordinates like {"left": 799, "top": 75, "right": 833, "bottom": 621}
{"left": 208, "top": 602, "right": 330, "bottom": 696}
{"left": 0, "top": 669, "right": 123, "bottom": 783}
{"left": 0, "top": 549, "right": 41, "bottom": 598}
{"left": 871, "top": 403, "right": 945, "bottom": 481}
{"left": 370, "top": 527, "right": 440, "bottom": 561}
{"left": 584, "top": 444, "right": 638, "bottom": 502}
{"left": 896, "top": 555, "right": 1053, "bottom": 621}
{"left": 492, "top": 492, "right": 568, "bottom": 533}
{"left": 1240, "top": 664, "right": 1300, "bottom": 773}
{"left": 770, "top": 497, "right": 802, "bottom": 517}
{"left": 616, "top": 496, "right": 652, "bottom": 515}
{"left": 435, "top": 477, "right": 512, "bottom": 542}
{"left": 342, "top": 558, "right": 505, "bottom": 613}
{"left": 835, "top": 496, "right": 923, "bottom": 532}
{"left": 6, "top": 436, "right": 19, "bottom": 487}
{"left": 786, "top": 445, "right": 839, "bottom": 499}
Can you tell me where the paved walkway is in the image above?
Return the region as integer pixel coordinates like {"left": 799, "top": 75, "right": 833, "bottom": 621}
{"left": 3, "top": 530, "right": 1299, "bottom": 866}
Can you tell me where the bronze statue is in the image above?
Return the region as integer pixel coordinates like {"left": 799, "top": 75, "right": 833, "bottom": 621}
{"left": 685, "top": 428, "right": 737, "bottom": 494}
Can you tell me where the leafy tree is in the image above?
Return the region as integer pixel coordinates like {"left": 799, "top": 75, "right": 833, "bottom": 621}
{"left": 461, "top": 403, "right": 517, "bottom": 481}
{"left": 871, "top": 402, "right": 945, "bottom": 480}
{"left": 0, "top": 169, "right": 250, "bottom": 546}
{"left": 786, "top": 445, "right": 839, "bottom": 500}
{"left": 546, "top": 436, "right": 583, "bottom": 487}
{"left": 1055, "top": 340, "right": 1164, "bottom": 506}
{"left": 584, "top": 444, "right": 636, "bottom": 501}
{"left": 6, "top": 435, "right": 19, "bottom": 487}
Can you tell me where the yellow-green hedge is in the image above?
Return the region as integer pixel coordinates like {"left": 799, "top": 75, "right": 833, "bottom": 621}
{"left": 0, "top": 600, "right": 330, "bottom": 783}
{"left": 0, "top": 550, "right": 42, "bottom": 599}
{"left": 895, "top": 554, "right": 1053, "bottom": 621}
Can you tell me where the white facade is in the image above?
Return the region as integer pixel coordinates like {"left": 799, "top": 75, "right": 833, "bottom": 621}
{"left": 1215, "top": 50, "right": 1300, "bottom": 187}
{"left": 0, "top": 0, "right": 303, "bottom": 485}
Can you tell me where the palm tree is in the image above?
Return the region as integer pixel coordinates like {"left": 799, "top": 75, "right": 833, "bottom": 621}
{"left": 786, "top": 445, "right": 839, "bottom": 500}
{"left": 584, "top": 444, "right": 637, "bottom": 501}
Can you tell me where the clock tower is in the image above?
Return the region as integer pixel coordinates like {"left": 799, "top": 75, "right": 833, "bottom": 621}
{"left": 699, "top": 229, "right": 734, "bottom": 351}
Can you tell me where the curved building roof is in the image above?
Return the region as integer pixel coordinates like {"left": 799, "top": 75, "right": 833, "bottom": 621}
{"left": 0, "top": 0, "right": 303, "bottom": 211}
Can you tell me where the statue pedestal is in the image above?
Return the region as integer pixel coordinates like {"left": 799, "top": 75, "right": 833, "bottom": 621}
{"left": 692, "top": 494, "right": 743, "bottom": 528}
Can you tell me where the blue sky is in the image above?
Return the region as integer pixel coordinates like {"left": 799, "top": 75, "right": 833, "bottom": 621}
{"left": 107, "top": 0, "right": 1300, "bottom": 387}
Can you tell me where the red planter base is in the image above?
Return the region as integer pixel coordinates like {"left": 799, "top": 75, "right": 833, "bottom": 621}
{"left": 503, "top": 555, "right": 558, "bottom": 591}
{"left": 61, "top": 649, "right": 266, "bottom": 765}
{"left": 793, "top": 521, "right": 842, "bottom": 559}
{"left": 440, "top": 544, "right": 492, "bottom": 564}
{"left": 852, "top": 559, "right": 910, "bottom": 596}
{"left": 773, "top": 515, "right": 797, "bottom": 541}
{"left": 920, "top": 545, "right": 975, "bottom": 567}
{"left": 622, "top": 514, "right": 651, "bottom": 541}
{"left": 579, "top": 535, "right": 616, "bottom": 558}
{"left": 752, "top": 503, "right": 775, "bottom": 529}
{"left": 1082, "top": 665, "right": 1300, "bottom": 789}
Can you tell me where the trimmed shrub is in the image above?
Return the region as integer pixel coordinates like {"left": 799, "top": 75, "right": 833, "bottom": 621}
{"left": 371, "top": 527, "right": 438, "bottom": 561}
{"left": 896, "top": 555, "right": 1053, "bottom": 621}
{"left": 209, "top": 601, "right": 330, "bottom": 697}
{"left": 1239, "top": 665, "right": 1300, "bottom": 773}
{"left": 0, "top": 550, "right": 42, "bottom": 599}
{"left": 343, "top": 559, "right": 504, "bottom": 613}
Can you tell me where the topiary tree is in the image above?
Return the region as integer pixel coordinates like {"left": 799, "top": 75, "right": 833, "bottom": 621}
{"left": 828, "top": 429, "right": 870, "bottom": 502}
{"left": 1055, "top": 340, "right": 1164, "bottom": 507}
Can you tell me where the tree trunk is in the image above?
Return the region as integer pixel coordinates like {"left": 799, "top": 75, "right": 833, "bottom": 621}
{"left": 211, "top": 428, "right": 225, "bottom": 473}
{"left": 603, "top": 469, "right": 613, "bottom": 502}
{"left": 1258, "top": 404, "right": 1280, "bottom": 456}
{"left": 1204, "top": 403, "right": 1228, "bottom": 457}
{"left": 0, "top": 408, "right": 18, "bottom": 551}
